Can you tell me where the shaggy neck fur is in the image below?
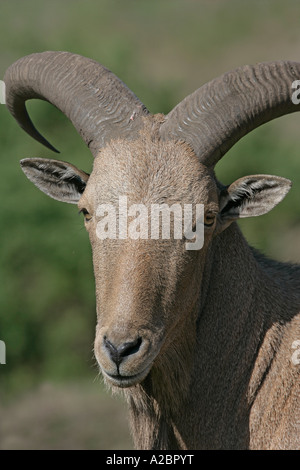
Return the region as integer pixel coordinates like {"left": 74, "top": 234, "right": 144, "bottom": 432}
{"left": 122, "top": 223, "right": 300, "bottom": 450}
{"left": 123, "top": 277, "right": 198, "bottom": 450}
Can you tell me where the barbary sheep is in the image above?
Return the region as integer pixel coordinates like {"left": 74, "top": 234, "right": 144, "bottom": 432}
{"left": 3, "top": 52, "right": 300, "bottom": 449}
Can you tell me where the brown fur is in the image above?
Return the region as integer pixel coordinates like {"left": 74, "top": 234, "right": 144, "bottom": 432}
{"left": 7, "top": 53, "right": 300, "bottom": 450}
{"left": 77, "top": 117, "right": 300, "bottom": 449}
{"left": 21, "top": 115, "right": 300, "bottom": 449}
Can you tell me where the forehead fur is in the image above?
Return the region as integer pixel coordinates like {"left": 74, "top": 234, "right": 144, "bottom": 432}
{"left": 84, "top": 118, "right": 217, "bottom": 207}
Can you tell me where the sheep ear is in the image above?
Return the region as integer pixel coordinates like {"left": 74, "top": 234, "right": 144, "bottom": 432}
{"left": 20, "top": 158, "right": 90, "bottom": 204}
{"left": 218, "top": 174, "right": 292, "bottom": 231}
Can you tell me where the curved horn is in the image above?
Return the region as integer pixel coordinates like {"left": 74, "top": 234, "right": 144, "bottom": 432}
{"left": 160, "top": 61, "right": 300, "bottom": 167}
{"left": 4, "top": 51, "right": 149, "bottom": 157}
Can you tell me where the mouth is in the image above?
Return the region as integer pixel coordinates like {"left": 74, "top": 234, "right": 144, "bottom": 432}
{"left": 102, "top": 364, "right": 151, "bottom": 388}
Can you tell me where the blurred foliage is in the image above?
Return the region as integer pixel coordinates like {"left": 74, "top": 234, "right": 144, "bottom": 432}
{"left": 0, "top": 0, "right": 300, "bottom": 397}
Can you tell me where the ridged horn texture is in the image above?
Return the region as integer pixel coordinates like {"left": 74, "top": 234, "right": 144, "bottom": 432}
{"left": 160, "top": 61, "right": 300, "bottom": 167}
{"left": 4, "top": 51, "right": 150, "bottom": 157}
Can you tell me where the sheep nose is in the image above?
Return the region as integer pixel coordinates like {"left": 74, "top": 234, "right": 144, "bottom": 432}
{"left": 103, "top": 336, "right": 142, "bottom": 366}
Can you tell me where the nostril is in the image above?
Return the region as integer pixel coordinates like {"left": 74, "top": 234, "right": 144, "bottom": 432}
{"left": 119, "top": 337, "right": 142, "bottom": 358}
{"left": 103, "top": 336, "right": 119, "bottom": 364}
{"left": 103, "top": 336, "right": 142, "bottom": 365}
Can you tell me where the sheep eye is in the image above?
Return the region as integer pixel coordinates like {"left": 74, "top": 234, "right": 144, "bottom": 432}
{"left": 79, "top": 208, "right": 92, "bottom": 222}
{"left": 204, "top": 212, "right": 216, "bottom": 227}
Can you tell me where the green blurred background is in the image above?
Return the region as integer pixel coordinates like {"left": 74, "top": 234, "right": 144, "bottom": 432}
{"left": 0, "top": 0, "right": 299, "bottom": 449}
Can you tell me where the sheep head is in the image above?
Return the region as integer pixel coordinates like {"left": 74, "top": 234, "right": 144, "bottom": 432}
{"left": 4, "top": 52, "right": 299, "bottom": 388}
